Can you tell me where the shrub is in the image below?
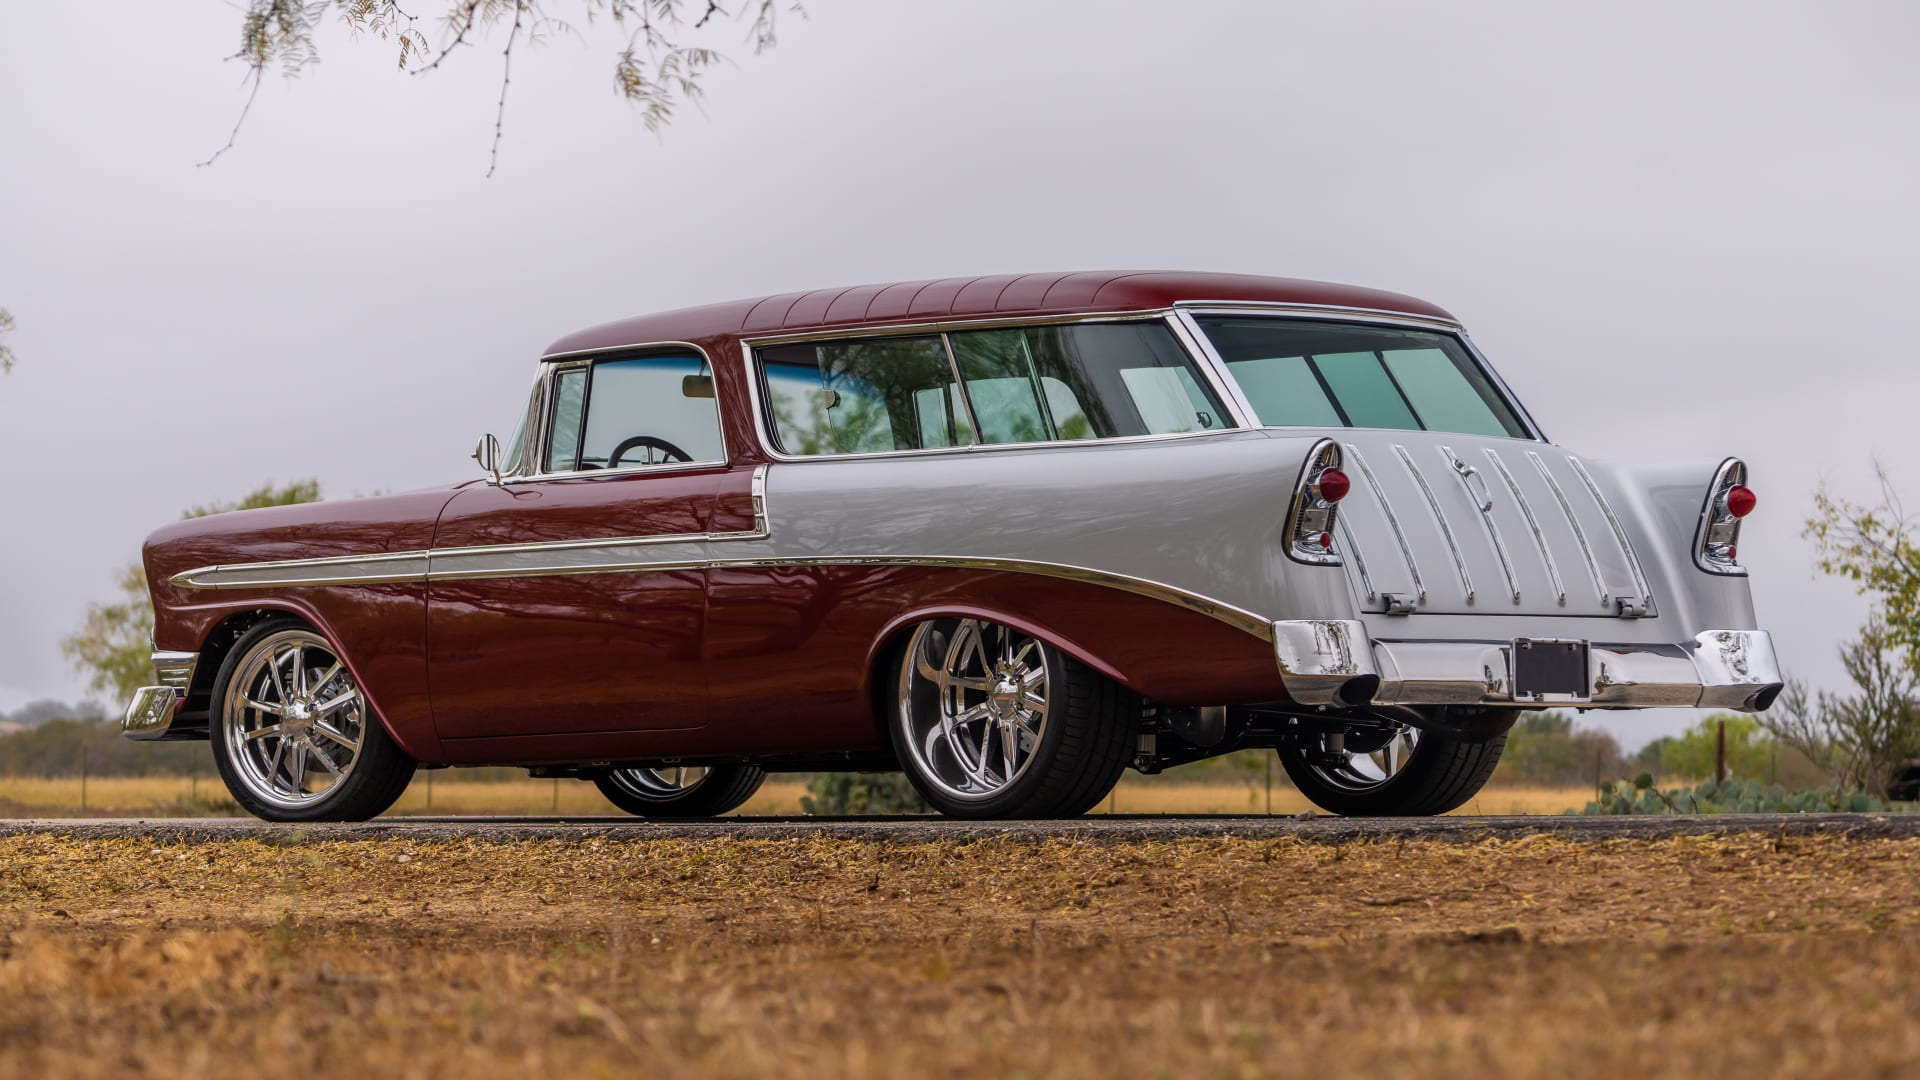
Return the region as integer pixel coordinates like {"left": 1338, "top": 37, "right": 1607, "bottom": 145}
{"left": 1578, "top": 775, "right": 1887, "bottom": 815}
{"left": 799, "top": 772, "right": 929, "bottom": 815}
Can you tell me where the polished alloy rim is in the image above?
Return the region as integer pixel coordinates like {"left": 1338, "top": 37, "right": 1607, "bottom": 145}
{"left": 899, "top": 619, "right": 1050, "bottom": 801}
{"left": 605, "top": 766, "right": 712, "bottom": 802}
{"left": 1305, "top": 724, "right": 1419, "bottom": 792}
{"left": 222, "top": 629, "right": 367, "bottom": 810}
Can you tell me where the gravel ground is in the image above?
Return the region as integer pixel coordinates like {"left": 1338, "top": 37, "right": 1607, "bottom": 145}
{"left": 0, "top": 811, "right": 1913, "bottom": 844}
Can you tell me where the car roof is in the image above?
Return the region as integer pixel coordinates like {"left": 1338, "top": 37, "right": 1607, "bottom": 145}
{"left": 541, "top": 270, "right": 1458, "bottom": 358}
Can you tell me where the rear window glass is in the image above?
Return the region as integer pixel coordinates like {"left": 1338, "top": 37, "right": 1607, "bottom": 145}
{"left": 758, "top": 321, "right": 1233, "bottom": 457}
{"left": 1196, "top": 318, "right": 1531, "bottom": 439}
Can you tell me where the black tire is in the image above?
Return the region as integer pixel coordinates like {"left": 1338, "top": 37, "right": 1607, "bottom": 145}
{"left": 594, "top": 765, "right": 766, "bottom": 818}
{"left": 210, "top": 616, "right": 416, "bottom": 823}
{"left": 891, "top": 618, "right": 1137, "bottom": 820}
{"left": 1278, "top": 727, "right": 1507, "bottom": 817}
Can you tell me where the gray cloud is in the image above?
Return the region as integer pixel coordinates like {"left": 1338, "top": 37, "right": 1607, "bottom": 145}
{"left": 3, "top": 0, "right": 1915, "bottom": 749}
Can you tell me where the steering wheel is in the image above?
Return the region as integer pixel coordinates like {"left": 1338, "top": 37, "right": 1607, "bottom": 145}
{"left": 606, "top": 435, "right": 695, "bottom": 467}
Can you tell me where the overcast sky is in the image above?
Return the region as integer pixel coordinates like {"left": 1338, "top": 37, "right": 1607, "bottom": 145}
{"left": 2, "top": 1, "right": 1916, "bottom": 748}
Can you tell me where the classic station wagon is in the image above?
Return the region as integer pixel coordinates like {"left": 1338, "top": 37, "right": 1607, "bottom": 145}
{"left": 123, "top": 271, "right": 1782, "bottom": 821}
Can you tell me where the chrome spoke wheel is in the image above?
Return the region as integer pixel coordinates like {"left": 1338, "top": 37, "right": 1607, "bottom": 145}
{"left": 221, "top": 629, "right": 369, "bottom": 812}
{"left": 1304, "top": 724, "right": 1420, "bottom": 793}
{"left": 604, "top": 765, "right": 712, "bottom": 803}
{"left": 899, "top": 619, "right": 1050, "bottom": 801}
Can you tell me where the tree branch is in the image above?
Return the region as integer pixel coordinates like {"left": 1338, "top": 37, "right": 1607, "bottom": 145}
{"left": 486, "top": 3, "right": 527, "bottom": 178}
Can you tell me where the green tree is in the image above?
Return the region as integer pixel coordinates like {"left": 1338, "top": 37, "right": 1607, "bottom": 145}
{"left": 1657, "top": 713, "right": 1776, "bottom": 782}
{"left": 62, "top": 479, "right": 321, "bottom": 707}
{"left": 1807, "top": 467, "right": 1920, "bottom": 676}
{"left": 1760, "top": 620, "right": 1920, "bottom": 799}
{"left": 216, "top": 1, "right": 803, "bottom": 172}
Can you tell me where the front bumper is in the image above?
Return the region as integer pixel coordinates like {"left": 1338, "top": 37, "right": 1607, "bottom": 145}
{"left": 1273, "top": 622, "right": 1783, "bottom": 711}
{"left": 122, "top": 650, "right": 198, "bottom": 740}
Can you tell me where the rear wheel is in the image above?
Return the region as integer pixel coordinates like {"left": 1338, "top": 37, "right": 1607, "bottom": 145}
{"left": 892, "top": 617, "right": 1135, "bottom": 819}
{"left": 594, "top": 765, "right": 765, "bottom": 817}
{"left": 1278, "top": 719, "right": 1506, "bottom": 817}
{"left": 210, "top": 618, "right": 416, "bottom": 822}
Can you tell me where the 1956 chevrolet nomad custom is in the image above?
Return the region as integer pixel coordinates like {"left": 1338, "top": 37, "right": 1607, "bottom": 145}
{"left": 123, "top": 271, "right": 1781, "bottom": 822}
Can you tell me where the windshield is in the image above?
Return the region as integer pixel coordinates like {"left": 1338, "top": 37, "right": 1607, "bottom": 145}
{"left": 1196, "top": 317, "right": 1532, "bottom": 440}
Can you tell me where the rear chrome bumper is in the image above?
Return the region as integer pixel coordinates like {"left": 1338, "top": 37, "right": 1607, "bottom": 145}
{"left": 122, "top": 650, "right": 198, "bottom": 741}
{"left": 1273, "top": 622, "right": 1783, "bottom": 711}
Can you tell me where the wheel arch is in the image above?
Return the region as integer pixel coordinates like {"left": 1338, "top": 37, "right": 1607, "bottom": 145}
{"left": 862, "top": 603, "right": 1135, "bottom": 723}
{"left": 180, "top": 599, "right": 431, "bottom": 761}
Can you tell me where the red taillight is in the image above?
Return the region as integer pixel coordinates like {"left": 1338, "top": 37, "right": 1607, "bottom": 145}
{"left": 1726, "top": 485, "right": 1756, "bottom": 518}
{"left": 1317, "top": 468, "right": 1350, "bottom": 503}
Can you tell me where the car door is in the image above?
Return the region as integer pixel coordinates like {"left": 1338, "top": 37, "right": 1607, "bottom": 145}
{"left": 426, "top": 350, "right": 728, "bottom": 740}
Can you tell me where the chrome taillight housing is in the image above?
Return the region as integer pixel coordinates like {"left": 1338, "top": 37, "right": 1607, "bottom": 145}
{"left": 1695, "top": 457, "right": 1755, "bottom": 575}
{"left": 1287, "top": 439, "right": 1349, "bottom": 566}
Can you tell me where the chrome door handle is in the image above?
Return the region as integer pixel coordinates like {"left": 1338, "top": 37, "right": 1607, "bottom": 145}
{"left": 1452, "top": 458, "right": 1494, "bottom": 512}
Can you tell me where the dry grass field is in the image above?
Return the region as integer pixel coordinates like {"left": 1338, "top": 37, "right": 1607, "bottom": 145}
{"left": 0, "top": 831, "right": 1916, "bottom": 1078}
{"left": 0, "top": 774, "right": 1598, "bottom": 819}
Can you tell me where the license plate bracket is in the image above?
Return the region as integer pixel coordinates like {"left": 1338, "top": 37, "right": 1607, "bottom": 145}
{"left": 1512, "top": 638, "right": 1591, "bottom": 702}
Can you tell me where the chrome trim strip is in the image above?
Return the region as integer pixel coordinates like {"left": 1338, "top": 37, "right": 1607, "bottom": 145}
{"left": 1484, "top": 448, "right": 1564, "bottom": 603}
{"left": 174, "top": 465, "right": 774, "bottom": 590}
{"left": 1336, "top": 518, "right": 1376, "bottom": 602}
{"left": 1567, "top": 456, "right": 1653, "bottom": 609}
{"left": 1442, "top": 445, "right": 1519, "bottom": 603}
{"left": 1344, "top": 443, "right": 1424, "bottom": 603}
{"left": 706, "top": 556, "right": 1275, "bottom": 640}
{"left": 740, "top": 308, "right": 1181, "bottom": 348}
{"left": 1393, "top": 443, "right": 1473, "bottom": 601}
{"left": 1454, "top": 332, "right": 1548, "bottom": 443}
{"left": 1528, "top": 450, "right": 1607, "bottom": 605}
{"left": 1168, "top": 310, "right": 1259, "bottom": 428}
{"left": 1172, "top": 300, "right": 1463, "bottom": 331}
{"left": 173, "top": 545, "right": 1274, "bottom": 641}
{"left": 936, "top": 332, "right": 986, "bottom": 445}
{"left": 151, "top": 649, "right": 199, "bottom": 690}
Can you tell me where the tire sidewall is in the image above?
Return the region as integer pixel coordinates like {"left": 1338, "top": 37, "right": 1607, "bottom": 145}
{"left": 209, "top": 617, "right": 409, "bottom": 823}
{"left": 890, "top": 620, "right": 1075, "bottom": 818}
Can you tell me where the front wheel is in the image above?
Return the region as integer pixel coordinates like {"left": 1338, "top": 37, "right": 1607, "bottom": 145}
{"left": 594, "top": 765, "right": 766, "bottom": 818}
{"left": 1278, "top": 721, "right": 1506, "bottom": 817}
{"left": 210, "top": 618, "right": 417, "bottom": 822}
{"left": 892, "top": 618, "right": 1136, "bottom": 819}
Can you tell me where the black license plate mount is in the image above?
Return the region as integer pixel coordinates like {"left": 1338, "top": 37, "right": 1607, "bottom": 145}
{"left": 1512, "top": 638, "right": 1591, "bottom": 702}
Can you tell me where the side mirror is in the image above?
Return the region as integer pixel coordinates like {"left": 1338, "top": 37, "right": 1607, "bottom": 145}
{"left": 472, "top": 433, "right": 503, "bottom": 486}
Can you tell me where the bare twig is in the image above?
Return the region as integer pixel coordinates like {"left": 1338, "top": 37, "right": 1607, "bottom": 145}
{"left": 486, "top": 2, "right": 526, "bottom": 178}
{"left": 198, "top": 70, "right": 266, "bottom": 168}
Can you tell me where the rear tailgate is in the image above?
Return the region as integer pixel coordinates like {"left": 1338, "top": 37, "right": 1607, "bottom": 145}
{"left": 1334, "top": 430, "right": 1653, "bottom": 618}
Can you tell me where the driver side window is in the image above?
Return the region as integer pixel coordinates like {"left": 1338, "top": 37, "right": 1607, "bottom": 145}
{"left": 545, "top": 353, "right": 725, "bottom": 472}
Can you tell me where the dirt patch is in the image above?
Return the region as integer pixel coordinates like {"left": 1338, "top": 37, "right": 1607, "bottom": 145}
{"left": 2, "top": 833, "right": 1917, "bottom": 1078}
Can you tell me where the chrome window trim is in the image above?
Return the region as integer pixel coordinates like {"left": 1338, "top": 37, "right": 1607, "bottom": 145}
{"left": 1167, "top": 311, "right": 1257, "bottom": 428}
{"left": 1171, "top": 300, "right": 1462, "bottom": 331}
{"left": 1180, "top": 307, "right": 1547, "bottom": 444}
{"left": 518, "top": 340, "right": 728, "bottom": 481}
{"left": 738, "top": 310, "right": 1252, "bottom": 465}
